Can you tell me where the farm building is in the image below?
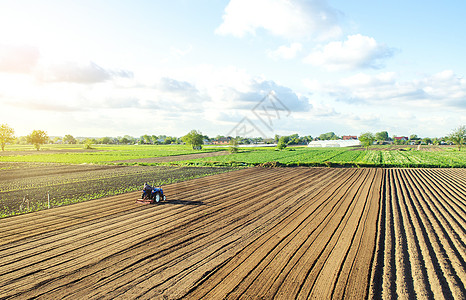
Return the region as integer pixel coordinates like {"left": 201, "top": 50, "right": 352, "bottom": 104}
{"left": 211, "top": 137, "right": 231, "bottom": 145}
{"left": 308, "top": 139, "right": 361, "bottom": 147}
{"left": 341, "top": 135, "right": 358, "bottom": 140}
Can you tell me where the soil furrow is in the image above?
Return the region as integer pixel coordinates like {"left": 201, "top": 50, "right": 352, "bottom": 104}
{"left": 1, "top": 167, "right": 464, "bottom": 299}
{"left": 185, "top": 169, "right": 357, "bottom": 299}
{"left": 370, "top": 168, "right": 466, "bottom": 300}
{"left": 19, "top": 168, "right": 322, "bottom": 299}
{"left": 400, "top": 169, "right": 458, "bottom": 299}
{"left": 395, "top": 169, "right": 433, "bottom": 298}
{"left": 78, "top": 168, "right": 321, "bottom": 298}
{"left": 0, "top": 168, "right": 296, "bottom": 297}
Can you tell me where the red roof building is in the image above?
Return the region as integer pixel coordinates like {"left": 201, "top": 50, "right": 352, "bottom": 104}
{"left": 342, "top": 135, "right": 358, "bottom": 140}
{"left": 212, "top": 137, "right": 231, "bottom": 145}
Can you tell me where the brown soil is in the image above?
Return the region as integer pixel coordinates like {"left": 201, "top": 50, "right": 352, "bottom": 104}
{"left": 0, "top": 162, "right": 121, "bottom": 180}
{"left": 0, "top": 168, "right": 464, "bottom": 299}
{"left": 370, "top": 168, "right": 466, "bottom": 299}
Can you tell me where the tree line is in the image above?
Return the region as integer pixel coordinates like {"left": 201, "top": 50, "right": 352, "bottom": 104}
{"left": 0, "top": 123, "right": 464, "bottom": 151}
{"left": 358, "top": 126, "right": 466, "bottom": 150}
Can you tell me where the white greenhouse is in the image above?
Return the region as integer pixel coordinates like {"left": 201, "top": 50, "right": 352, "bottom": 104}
{"left": 308, "top": 140, "right": 361, "bottom": 148}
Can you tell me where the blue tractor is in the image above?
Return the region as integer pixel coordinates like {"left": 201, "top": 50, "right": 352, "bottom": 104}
{"left": 137, "top": 183, "right": 167, "bottom": 204}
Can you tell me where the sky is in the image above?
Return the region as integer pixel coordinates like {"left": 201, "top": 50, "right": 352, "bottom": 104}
{"left": 0, "top": 0, "right": 465, "bottom": 139}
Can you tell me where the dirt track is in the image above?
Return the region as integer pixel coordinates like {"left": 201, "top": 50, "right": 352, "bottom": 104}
{"left": 0, "top": 167, "right": 464, "bottom": 299}
{"left": 112, "top": 150, "right": 229, "bottom": 163}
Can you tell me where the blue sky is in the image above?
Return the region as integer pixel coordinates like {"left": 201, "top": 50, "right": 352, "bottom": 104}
{"left": 0, "top": 0, "right": 465, "bottom": 138}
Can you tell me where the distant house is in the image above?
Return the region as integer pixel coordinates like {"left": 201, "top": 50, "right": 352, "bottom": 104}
{"left": 212, "top": 137, "right": 231, "bottom": 145}
{"left": 394, "top": 136, "right": 408, "bottom": 141}
{"left": 342, "top": 135, "right": 358, "bottom": 140}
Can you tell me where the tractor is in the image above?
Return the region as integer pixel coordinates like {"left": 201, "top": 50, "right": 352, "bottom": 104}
{"left": 136, "top": 183, "right": 166, "bottom": 204}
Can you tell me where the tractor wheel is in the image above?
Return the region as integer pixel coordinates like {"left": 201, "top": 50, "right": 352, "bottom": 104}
{"left": 155, "top": 192, "right": 161, "bottom": 203}
{"left": 163, "top": 195, "right": 166, "bottom": 201}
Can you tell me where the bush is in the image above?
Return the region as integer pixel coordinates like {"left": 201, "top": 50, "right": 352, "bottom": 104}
{"left": 277, "top": 137, "right": 287, "bottom": 150}
{"left": 229, "top": 138, "right": 239, "bottom": 154}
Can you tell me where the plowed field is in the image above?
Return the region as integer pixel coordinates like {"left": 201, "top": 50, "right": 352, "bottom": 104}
{"left": 370, "top": 168, "right": 466, "bottom": 299}
{"left": 0, "top": 167, "right": 464, "bottom": 299}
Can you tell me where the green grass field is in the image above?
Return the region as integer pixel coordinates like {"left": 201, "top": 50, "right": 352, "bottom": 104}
{"left": 0, "top": 144, "right": 222, "bottom": 164}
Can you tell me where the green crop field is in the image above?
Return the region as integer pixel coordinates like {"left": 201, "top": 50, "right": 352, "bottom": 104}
{"left": 171, "top": 146, "right": 466, "bottom": 168}
{"left": 0, "top": 144, "right": 464, "bottom": 167}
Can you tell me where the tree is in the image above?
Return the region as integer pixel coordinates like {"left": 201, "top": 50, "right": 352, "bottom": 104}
{"left": 0, "top": 124, "right": 15, "bottom": 151}
{"left": 302, "top": 135, "right": 313, "bottom": 144}
{"left": 119, "top": 136, "right": 130, "bottom": 144}
{"left": 17, "top": 136, "right": 27, "bottom": 145}
{"left": 287, "top": 134, "right": 300, "bottom": 145}
{"left": 98, "top": 137, "right": 112, "bottom": 144}
{"left": 140, "top": 134, "right": 150, "bottom": 144}
{"left": 422, "top": 137, "right": 432, "bottom": 145}
{"left": 448, "top": 125, "right": 466, "bottom": 151}
{"left": 289, "top": 133, "right": 299, "bottom": 140}
{"left": 375, "top": 131, "right": 389, "bottom": 142}
{"left": 202, "top": 135, "right": 210, "bottom": 143}
{"left": 27, "top": 130, "right": 49, "bottom": 150}
{"left": 277, "top": 136, "right": 287, "bottom": 150}
{"left": 229, "top": 138, "right": 239, "bottom": 153}
{"left": 318, "top": 132, "right": 338, "bottom": 140}
{"left": 63, "top": 134, "right": 77, "bottom": 144}
{"left": 83, "top": 138, "right": 94, "bottom": 149}
{"left": 164, "top": 136, "right": 176, "bottom": 144}
{"left": 409, "top": 134, "right": 419, "bottom": 141}
{"left": 359, "top": 132, "right": 375, "bottom": 150}
{"left": 151, "top": 135, "right": 158, "bottom": 144}
{"left": 182, "top": 130, "right": 203, "bottom": 149}
{"left": 118, "top": 135, "right": 135, "bottom": 144}
{"left": 281, "top": 136, "right": 290, "bottom": 144}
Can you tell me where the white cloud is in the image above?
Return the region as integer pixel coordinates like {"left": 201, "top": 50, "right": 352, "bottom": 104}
{"left": 0, "top": 43, "right": 133, "bottom": 85}
{"left": 170, "top": 44, "right": 193, "bottom": 56}
{"left": 339, "top": 72, "right": 396, "bottom": 87}
{"left": 0, "top": 44, "right": 40, "bottom": 73}
{"left": 303, "top": 34, "right": 394, "bottom": 70}
{"left": 188, "top": 66, "right": 311, "bottom": 114}
{"left": 6, "top": 100, "right": 80, "bottom": 112}
{"left": 304, "top": 70, "right": 466, "bottom": 108}
{"left": 267, "top": 43, "right": 302, "bottom": 60}
{"left": 216, "top": 0, "right": 342, "bottom": 40}
{"left": 35, "top": 61, "right": 133, "bottom": 84}
{"left": 1, "top": 62, "right": 310, "bottom": 136}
